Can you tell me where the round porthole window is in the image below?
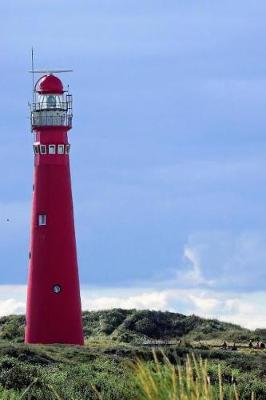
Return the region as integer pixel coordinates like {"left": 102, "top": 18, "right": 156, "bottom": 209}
{"left": 53, "top": 284, "right": 62, "bottom": 294}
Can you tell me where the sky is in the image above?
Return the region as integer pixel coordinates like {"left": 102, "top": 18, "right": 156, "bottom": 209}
{"left": 0, "top": 0, "right": 266, "bottom": 328}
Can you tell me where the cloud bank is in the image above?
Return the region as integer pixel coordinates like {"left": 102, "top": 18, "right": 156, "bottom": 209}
{"left": 0, "top": 283, "right": 264, "bottom": 330}
{"left": 0, "top": 230, "right": 265, "bottom": 330}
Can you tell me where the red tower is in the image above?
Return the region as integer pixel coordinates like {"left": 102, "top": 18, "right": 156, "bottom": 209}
{"left": 25, "top": 73, "right": 84, "bottom": 345}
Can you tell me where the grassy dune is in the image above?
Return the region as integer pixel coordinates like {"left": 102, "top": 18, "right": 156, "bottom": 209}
{"left": 0, "top": 310, "right": 264, "bottom": 398}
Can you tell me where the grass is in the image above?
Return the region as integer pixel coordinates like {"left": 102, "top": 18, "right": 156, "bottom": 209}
{"left": 0, "top": 346, "right": 263, "bottom": 399}
{"left": 0, "top": 338, "right": 266, "bottom": 400}
{"left": 134, "top": 351, "right": 254, "bottom": 400}
{"left": 0, "top": 352, "right": 253, "bottom": 400}
{"left": 0, "top": 308, "right": 265, "bottom": 399}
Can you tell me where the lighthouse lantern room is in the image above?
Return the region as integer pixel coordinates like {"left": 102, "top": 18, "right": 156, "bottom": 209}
{"left": 31, "top": 74, "right": 73, "bottom": 129}
{"left": 25, "top": 73, "right": 84, "bottom": 345}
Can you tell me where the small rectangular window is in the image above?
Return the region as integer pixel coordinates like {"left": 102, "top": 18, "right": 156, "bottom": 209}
{"left": 65, "top": 144, "right": 71, "bottom": 154}
{"left": 57, "top": 144, "right": 65, "bottom": 154}
{"left": 38, "top": 214, "right": 47, "bottom": 226}
{"left": 49, "top": 144, "right": 56, "bottom": 154}
{"left": 40, "top": 145, "right": 47, "bottom": 155}
{"left": 33, "top": 145, "right": 39, "bottom": 155}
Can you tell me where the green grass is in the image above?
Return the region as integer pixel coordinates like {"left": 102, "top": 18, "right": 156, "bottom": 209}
{"left": 134, "top": 351, "right": 256, "bottom": 400}
{"left": 0, "top": 310, "right": 264, "bottom": 398}
{"left": 0, "top": 343, "right": 264, "bottom": 399}
{"left": 0, "top": 351, "right": 260, "bottom": 400}
{"left": 0, "top": 310, "right": 252, "bottom": 344}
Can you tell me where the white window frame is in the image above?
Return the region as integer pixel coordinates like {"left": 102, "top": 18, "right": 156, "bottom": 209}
{"left": 65, "top": 144, "right": 71, "bottom": 154}
{"left": 57, "top": 144, "right": 65, "bottom": 154}
{"left": 38, "top": 214, "right": 47, "bottom": 226}
{"left": 40, "top": 145, "right": 47, "bottom": 155}
{"left": 48, "top": 144, "right": 56, "bottom": 154}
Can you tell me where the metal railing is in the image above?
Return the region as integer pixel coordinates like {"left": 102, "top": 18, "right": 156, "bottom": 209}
{"left": 32, "top": 102, "right": 69, "bottom": 112}
{"left": 31, "top": 112, "right": 72, "bottom": 128}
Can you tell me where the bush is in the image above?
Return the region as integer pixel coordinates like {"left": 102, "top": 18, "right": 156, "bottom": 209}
{"left": 134, "top": 318, "right": 158, "bottom": 337}
{"left": 0, "top": 316, "right": 25, "bottom": 342}
{"left": 0, "top": 358, "right": 40, "bottom": 390}
{"left": 44, "top": 359, "right": 137, "bottom": 400}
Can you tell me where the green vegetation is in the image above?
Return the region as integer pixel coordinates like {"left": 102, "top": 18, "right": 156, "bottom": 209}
{"left": 83, "top": 309, "right": 251, "bottom": 343}
{"left": 135, "top": 352, "right": 256, "bottom": 400}
{"left": 0, "top": 309, "right": 264, "bottom": 398}
{"left": 0, "top": 309, "right": 250, "bottom": 344}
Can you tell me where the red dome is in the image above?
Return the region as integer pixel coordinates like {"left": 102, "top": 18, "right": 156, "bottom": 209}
{"left": 36, "top": 74, "right": 64, "bottom": 94}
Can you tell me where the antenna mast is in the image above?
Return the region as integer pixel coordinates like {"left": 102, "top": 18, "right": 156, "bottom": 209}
{"left": 31, "top": 48, "right": 35, "bottom": 104}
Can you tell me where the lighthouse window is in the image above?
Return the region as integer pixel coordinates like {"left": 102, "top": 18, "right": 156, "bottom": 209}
{"left": 38, "top": 214, "right": 47, "bottom": 226}
{"left": 65, "top": 144, "right": 71, "bottom": 154}
{"left": 33, "top": 144, "right": 39, "bottom": 154}
{"left": 47, "top": 95, "right": 57, "bottom": 109}
{"left": 53, "top": 284, "right": 62, "bottom": 294}
{"left": 48, "top": 144, "right": 56, "bottom": 154}
{"left": 40, "top": 145, "right": 47, "bottom": 154}
{"left": 57, "top": 144, "right": 65, "bottom": 154}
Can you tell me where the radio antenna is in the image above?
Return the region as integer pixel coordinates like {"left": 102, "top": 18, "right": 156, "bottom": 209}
{"left": 31, "top": 48, "right": 35, "bottom": 104}
{"left": 28, "top": 69, "right": 73, "bottom": 74}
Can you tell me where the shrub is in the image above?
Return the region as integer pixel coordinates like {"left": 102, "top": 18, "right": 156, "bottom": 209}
{"left": 0, "top": 316, "right": 25, "bottom": 342}
{"left": 0, "top": 358, "right": 40, "bottom": 390}
{"left": 134, "top": 318, "right": 158, "bottom": 337}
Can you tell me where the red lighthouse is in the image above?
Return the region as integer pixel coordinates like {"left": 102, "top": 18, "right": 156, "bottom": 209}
{"left": 25, "top": 73, "right": 84, "bottom": 345}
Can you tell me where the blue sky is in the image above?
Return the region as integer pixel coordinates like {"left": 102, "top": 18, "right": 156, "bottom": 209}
{"left": 0, "top": 0, "right": 266, "bottom": 327}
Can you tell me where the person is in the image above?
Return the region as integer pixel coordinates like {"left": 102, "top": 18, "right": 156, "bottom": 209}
{"left": 248, "top": 340, "right": 253, "bottom": 349}
{"left": 231, "top": 342, "right": 237, "bottom": 351}
{"left": 221, "top": 341, "right": 227, "bottom": 350}
{"left": 256, "top": 341, "right": 260, "bottom": 349}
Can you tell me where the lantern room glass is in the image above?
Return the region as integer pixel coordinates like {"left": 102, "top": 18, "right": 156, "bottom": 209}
{"left": 38, "top": 94, "right": 64, "bottom": 110}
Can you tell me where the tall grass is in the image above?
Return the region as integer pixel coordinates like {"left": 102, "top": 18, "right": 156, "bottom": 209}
{"left": 0, "top": 351, "right": 257, "bottom": 400}
{"left": 134, "top": 351, "right": 254, "bottom": 400}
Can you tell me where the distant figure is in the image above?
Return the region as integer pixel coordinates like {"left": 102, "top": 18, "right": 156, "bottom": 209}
{"left": 6, "top": 219, "right": 9, "bottom": 222}
{"left": 231, "top": 342, "right": 237, "bottom": 351}
{"left": 256, "top": 341, "right": 260, "bottom": 349}
{"left": 222, "top": 341, "right": 227, "bottom": 350}
{"left": 248, "top": 340, "right": 253, "bottom": 349}
{"left": 260, "top": 342, "right": 265, "bottom": 349}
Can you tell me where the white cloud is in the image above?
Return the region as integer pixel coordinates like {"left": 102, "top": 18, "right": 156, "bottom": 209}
{"left": 80, "top": 288, "right": 266, "bottom": 330}
{"left": 0, "top": 285, "right": 263, "bottom": 330}
{"left": 175, "top": 231, "right": 266, "bottom": 291}
{"left": 81, "top": 290, "right": 171, "bottom": 311}
{"left": 177, "top": 246, "right": 214, "bottom": 287}
{"left": 219, "top": 294, "right": 266, "bottom": 330}
{"left": 0, "top": 286, "right": 27, "bottom": 316}
{"left": 0, "top": 299, "right": 26, "bottom": 316}
{"left": 187, "top": 293, "right": 221, "bottom": 313}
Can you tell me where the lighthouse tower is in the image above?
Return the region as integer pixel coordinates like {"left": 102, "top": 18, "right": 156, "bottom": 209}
{"left": 25, "top": 73, "right": 84, "bottom": 345}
